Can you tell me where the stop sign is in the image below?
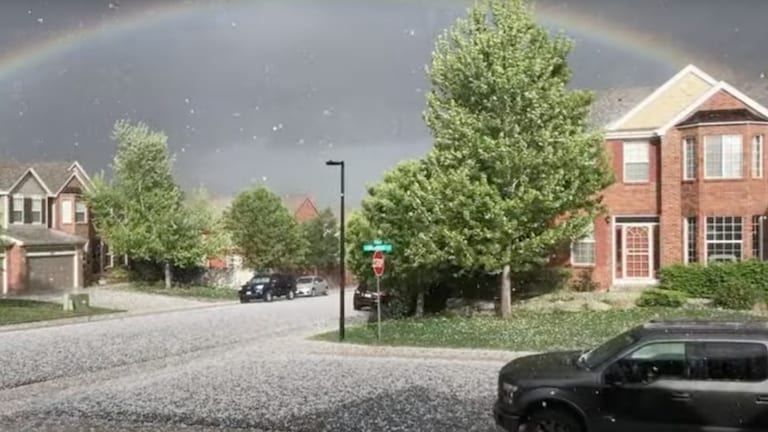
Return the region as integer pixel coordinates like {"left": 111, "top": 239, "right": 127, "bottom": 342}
{"left": 372, "top": 250, "right": 385, "bottom": 277}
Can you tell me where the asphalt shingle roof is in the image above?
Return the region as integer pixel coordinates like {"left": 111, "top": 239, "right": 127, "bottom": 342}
{"left": 5, "top": 225, "right": 86, "bottom": 246}
{"left": 0, "top": 160, "right": 78, "bottom": 193}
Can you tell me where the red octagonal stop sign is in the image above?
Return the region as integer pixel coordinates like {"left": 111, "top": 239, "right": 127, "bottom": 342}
{"left": 372, "top": 250, "right": 385, "bottom": 277}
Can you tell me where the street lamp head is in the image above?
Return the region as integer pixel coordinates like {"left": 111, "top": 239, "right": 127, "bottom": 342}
{"left": 325, "top": 160, "right": 343, "bottom": 166}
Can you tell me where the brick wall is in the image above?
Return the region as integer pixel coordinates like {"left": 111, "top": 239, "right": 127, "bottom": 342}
{"left": 7, "top": 245, "right": 25, "bottom": 293}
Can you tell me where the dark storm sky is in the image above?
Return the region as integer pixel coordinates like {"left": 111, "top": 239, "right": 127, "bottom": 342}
{"left": 0, "top": 0, "right": 766, "bottom": 207}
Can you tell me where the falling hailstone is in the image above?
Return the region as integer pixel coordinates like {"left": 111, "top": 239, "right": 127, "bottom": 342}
{"left": 323, "top": 109, "right": 332, "bottom": 116}
{"left": 262, "top": 176, "right": 268, "bottom": 182}
{"left": 184, "top": 98, "right": 190, "bottom": 104}
{"left": 181, "top": 147, "right": 186, "bottom": 152}
{"left": 18, "top": 111, "right": 23, "bottom": 117}
{"left": 37, "top": 18, "right": 44, "bottom": 23}
{"left": 74, "top": 142, "right": 79, "bottom": 147}
{"left": 409, "top": 29, "right": 416, "bottom": 36}
{"left": 231, "top": 22, "right": 237, "bottom": 28}
{"left": 189, "top": 109, "right": 195, "bottom": 114}
{"left": 233, "top": 112, "right": 241, "bottom": 117}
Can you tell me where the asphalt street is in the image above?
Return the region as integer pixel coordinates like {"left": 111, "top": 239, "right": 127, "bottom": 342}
{"left": 0, "top": 291, "right": 511, "bottom": 432}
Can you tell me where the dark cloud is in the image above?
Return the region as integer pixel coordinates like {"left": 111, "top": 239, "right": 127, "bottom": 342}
{"left": 0, "top": 0, "right": 766, "bottom": 207}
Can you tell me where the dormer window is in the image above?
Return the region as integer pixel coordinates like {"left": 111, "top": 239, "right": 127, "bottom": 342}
{"left": 11, "top": 196, "right": 23, "bottom": 224}
{"left": 31, "top": 198, "right": 42, "bottom": 224}
{"left": 11, "top": 195, "right": 45, "bottom": 224}
{"left": 75, "top": 200, "right": 87, "bottom": 224}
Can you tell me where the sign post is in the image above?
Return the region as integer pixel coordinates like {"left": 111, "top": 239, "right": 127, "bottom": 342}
{"left": 372, "top": 250, "right": 385, "bottom": 341}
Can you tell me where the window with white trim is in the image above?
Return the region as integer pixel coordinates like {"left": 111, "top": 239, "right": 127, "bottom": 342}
{"left": 623, "top": 141, "right": 650, "bottom": 182}
{"left": 706, "top": 216, "right": 743, "bottom": 262}
{"left": 683, "top": 137, "right": 696, "bottom": 180}
{"left": 704, "top": 135, "right": 743, "bottom": 179}
{"left": 61, "top": 199, "right": 73, "bottom": 224}
{"left": 75, "top": 200, "right": 87, "bottom": 224}
{"left": 752, "top": 135, "right": 764, "bottom": 178}
{"left": 31, "top": 198, "right": 43, "bottom": 224}
{"left": 11, "top": 196, "right": 23, "bottom": 223}
{"left": 685, "top": 217, "right": 697, "bottom": 264}
{"left": 571, "top": 224, "right": 596, "bottom": 266}
{"left": 752, "top": 215, "right": 764, "bottom": 260}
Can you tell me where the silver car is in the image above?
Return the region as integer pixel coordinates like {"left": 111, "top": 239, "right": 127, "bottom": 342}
{"left": 295, "top": 276, "right": 330, "bottom": 297}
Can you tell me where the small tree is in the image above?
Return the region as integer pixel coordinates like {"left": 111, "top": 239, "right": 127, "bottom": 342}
{"left": 87, "top": 120, "right": 214, "bottom": 288}
{"left": 424, "top": 0, "right": 614, "bottom": 316}
{"left": 225, "top": 186, "right": 307, "bottom": 272}
{"left": 301, "top": 207, "right": 339, "bottom": 274}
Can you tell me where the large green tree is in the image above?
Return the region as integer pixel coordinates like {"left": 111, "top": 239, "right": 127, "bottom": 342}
{"left": 301, "top": 207, "right": 339, "bottom": 272}
{"left": 422, "top": 0, "right": 613, "bottom": 316}
{"left": 87, "top": 120, "right": 219, "bottom": 288}
{"left": 224, "top": 186, "right": 307, "bottom": 272}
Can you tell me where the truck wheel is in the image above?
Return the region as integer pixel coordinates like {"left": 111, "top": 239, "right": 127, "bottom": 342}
{"left": 525, "top": 408, "right": 583, "bottom": 432}
{"left": 287, "top": 290, "right": 295, "bottom": 300}
{"left": 240, "top": 297, "right": 249, "bottom": 304}
{"left": 264, "top": 292, "right": 273, "bottom": 302}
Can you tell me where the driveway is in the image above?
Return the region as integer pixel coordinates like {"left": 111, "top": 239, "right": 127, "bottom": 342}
{"left": 0, "top": 291, "right": 520, "bottom": 431}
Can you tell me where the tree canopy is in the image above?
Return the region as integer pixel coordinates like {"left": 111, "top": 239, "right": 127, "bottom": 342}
{"left": 87, "top": 120, "right": 221, "bottom": 287}
{"left": 224, "top": 186, "right": 307, "bottom": 272}
{"left": 301, "top": 207, "right": 339, "bottom": 271}
{"left": 346, "top": 0, "right": 613, "bottom": 315}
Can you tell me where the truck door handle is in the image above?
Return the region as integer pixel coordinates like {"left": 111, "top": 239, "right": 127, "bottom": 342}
{"left": 757, "top": 395, "right": 768, "bottom": 404}
{"left": 671, "top": 392, "right": 691, "bottom": 401}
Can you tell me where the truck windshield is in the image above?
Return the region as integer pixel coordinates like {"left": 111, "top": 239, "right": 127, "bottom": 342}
{"left": 581, "top": 331, "right": 638, "bottom": 369}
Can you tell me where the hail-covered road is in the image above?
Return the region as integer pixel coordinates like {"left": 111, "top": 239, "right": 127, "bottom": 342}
{"left": 0, "top": 291, "right": 511, "bottom": 432}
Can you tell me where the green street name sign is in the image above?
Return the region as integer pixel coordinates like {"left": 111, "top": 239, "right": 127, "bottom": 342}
{"left": 363, "top": 239, "right": 392, "bottom": 252}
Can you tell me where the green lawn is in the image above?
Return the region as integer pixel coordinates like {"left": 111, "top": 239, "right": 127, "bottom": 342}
{"left": 0, "top": 299, "right": 119, "bottom": 326}
{"left": 123, "top": 284, "right": 239, "bottom": 302}
{"left": 313, "top": 308, "right": 759, "bottom": 352}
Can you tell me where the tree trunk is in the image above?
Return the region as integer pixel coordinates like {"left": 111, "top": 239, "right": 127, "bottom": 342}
{"left": 499, "top": 264, "right": 512, "bottom": 318}
{"left": 415, "top": 291, "right": 425, "bottom": 318}
{"left": 164, "top": 262, "right": 172, "bottom": 289}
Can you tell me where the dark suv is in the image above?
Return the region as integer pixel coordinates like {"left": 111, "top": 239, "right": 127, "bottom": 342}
{"left": 494, "top": 319, "right": 768, "bottom": 432}
{"left": 239, "top": 273, "right": 296, "bottom": 303}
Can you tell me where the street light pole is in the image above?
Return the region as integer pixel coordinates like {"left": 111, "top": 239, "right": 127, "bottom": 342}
{"left": 326, "top": 160, "right": 346, "bottom": 341}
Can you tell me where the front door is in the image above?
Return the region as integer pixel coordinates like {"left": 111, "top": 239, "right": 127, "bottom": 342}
{"left": 615, "top": 223, "right": 658, "bottom": 283}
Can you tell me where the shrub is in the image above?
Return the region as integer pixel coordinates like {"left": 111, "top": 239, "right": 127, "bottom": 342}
{"left": 570, "top": 269, "right": 599, "bottom": 292}
{"left": 659, "top": 259, "right": 768, "bottom": 300}
{"left": 713, "top": 280, "right": 758, "bottom": 310}
{"left": 636, "top": 288, "right": 688, "bottom": 308}
{"left": 657, "top": 264, "right": 709, "bottom": 297}
{"left": 107, "top": 266, "right": 131, "bottom": 282}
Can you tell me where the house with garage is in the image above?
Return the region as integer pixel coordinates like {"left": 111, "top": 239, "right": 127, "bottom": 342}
{"left": 0, "top": 160, "right": 104, "bottom": 294}
{"left": 568, "top": 64, "right": 768, "bottom": 290}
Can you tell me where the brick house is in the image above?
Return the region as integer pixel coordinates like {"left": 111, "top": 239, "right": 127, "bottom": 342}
{"left": 568, "top": 64, "right": 768, "bottom": 290}
{"left": 283, "top": 194, "right": 321, "bottom": 223}
{"left": 0, "top": 160, "right": 105, "bottom": 294}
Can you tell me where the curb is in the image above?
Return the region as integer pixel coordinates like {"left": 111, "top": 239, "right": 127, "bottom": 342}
{"left": 303, "top": 338, "right": 536, "bottom": 363}
{"left": 0, "top": 301, "right": 238, "bottom": 334}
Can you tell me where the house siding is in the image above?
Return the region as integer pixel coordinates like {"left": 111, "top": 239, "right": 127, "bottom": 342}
{"left": 12, "top": 173, "right": 47, "bottom": 196}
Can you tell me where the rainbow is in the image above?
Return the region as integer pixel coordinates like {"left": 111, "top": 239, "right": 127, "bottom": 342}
{"left": 0, "top": 0, "right": 726, "bottom": 84}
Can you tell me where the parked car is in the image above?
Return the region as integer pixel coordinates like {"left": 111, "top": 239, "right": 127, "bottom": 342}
{"left": 295, "top": 275, "right": 330, "bottom": 296}
{"left": 353, "top": 282, "right": 390, "bottom": 310}
{"left": 494, "top": 319, "right": 768, "bottom": 432}
{"left": 238, "top": 273, "right": 296, "bottom": 303}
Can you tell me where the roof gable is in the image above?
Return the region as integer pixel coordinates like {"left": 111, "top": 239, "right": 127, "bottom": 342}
{"left": 607, "top": 65, "right": 717, "bottom": 132}
{"left": 659, "top": 83, "right": 768, "bottom": 135}
{"left": 8, "top": 168, "right": 53, "bottom": 196}
{"left": 676, "top": 108, "right": 768, "bottom": 128}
